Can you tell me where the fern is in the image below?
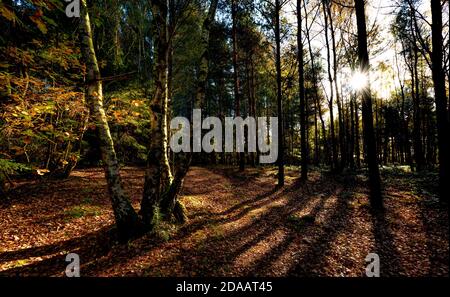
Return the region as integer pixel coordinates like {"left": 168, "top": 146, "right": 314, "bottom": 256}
{"left": 0, "top": 159, "right": 30, "bottom": 175}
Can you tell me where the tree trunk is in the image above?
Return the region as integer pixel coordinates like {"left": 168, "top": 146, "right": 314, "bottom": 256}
{"left": 232, "top": 0, "right": 245, "bottom": 171}
{"left": 275, "top": 0, "right": 284, "bottom": 186}
{"left": 354, "top": 0, "right": 382, "bottom": 209}
{"left": 322, "top": 0, "right": 338, "bottom": 171}
{"left": 159, "top": 0, "right": 219, "bottom": 221}
{"left": 303, "top": 0, "right": 323, "bottom": 165}
{"left": 161, "top": 0, "right": 176, "bottom": 189}
{"left": 410, "top": 10, "right": 425, "bottom": 171}
{"left": 326, "top": 1, "right": 346, "bottom": 171}
{"left": 350, "top": 95, "right": 355, "bottom": 169}
{"left": 141, "top": 0, "right": 170, "bottom": 227}
{"left": 113, "top": 0, "right": 122, "bottom": 71}
{"left": 395, "top": 51, "right": 408, "bottom": 165}
{"left": 355, "top": 96, "right": 361, "bottom": 168}
{"left": 250, "top": 58, "right": 257, "bottom": 167}
{"left": 80, "top": 0, "right": 142, "bottom": 239}
{"left": 297, "top": 0, "right": 308, "bottom": 180}
{"left": 430, "top": 0, "right": 450, "bottom": 202}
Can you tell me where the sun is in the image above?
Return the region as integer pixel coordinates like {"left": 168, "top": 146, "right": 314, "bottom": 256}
{"left": 350, "top": 71, "right": 368, "bottom": 91}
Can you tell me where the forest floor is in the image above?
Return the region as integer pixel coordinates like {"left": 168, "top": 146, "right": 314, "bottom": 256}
{"left": 0, "top": 165, "right": 448, "bottom": 276}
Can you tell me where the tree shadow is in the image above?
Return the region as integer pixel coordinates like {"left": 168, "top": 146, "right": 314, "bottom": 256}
{"left": 1, "top": 166, "right": 442, "bottom": 277}
{"left": 370, "top": 207, "right": 407, "bottom": 276}
{"left": 0, "top": 225, "right": 116, "bottom": 276}
{"left": 144, "top": 173, "right": 333, "bottom": 276}
{"left": 416, "top": 200, "right": 449, "bottom": 276}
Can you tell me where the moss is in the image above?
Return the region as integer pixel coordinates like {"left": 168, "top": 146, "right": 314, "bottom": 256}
{"left": 150, "top": 206, "right": 162, "bottom": 227}
{"left": 151, "top": 221, "right": 176, "bottom": 242}
{"left": 155, "top": 229, "right": 171, "bottom": 242}
{"left": 173, "top": 200, "right": 188, "bottom": 224}
{"left": 64, "top": 205, "right": 101, "bottom": 220}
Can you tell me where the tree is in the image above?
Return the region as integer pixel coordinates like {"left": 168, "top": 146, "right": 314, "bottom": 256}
{"left": 159, "top": 0, "right": 220, "bottom": 223}
{"left": 354, "top": 0, "right": 382, "bottom": 208}
{"left": 297, "top": 0, "right": 308, "bottom": 180}
{"left": 80, "top": 0, "right": 142, "bottom": 239}
{"left": 275, "top": 0, "right": 284, "bottom": 186}
{"left": 322, "top": 0, "right": 338, "bottom": 171}
{"left": 326, "top": 0, "right": 346, "bottom": 171}
{"left": 430, "top": 0, "right": 450, "bottom": 202}
{"left": 140, "top": 0, "right": 170, "bottom": 227}
{"left": 303, "top": 0, "right": 327, "bottom": 166}
{"left": 392, "top": 0, "right": 425, "bottom": 171}
{"left": 232, "top": 0, "right": 245, "bottom": 171}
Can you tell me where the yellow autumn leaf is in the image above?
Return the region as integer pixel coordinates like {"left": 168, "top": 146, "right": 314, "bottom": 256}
{"left": 36, "top": 169, "right": 50, "bottom": 176}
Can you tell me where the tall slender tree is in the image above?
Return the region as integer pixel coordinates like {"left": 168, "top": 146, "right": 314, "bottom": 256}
{"left": 275, "top": 0, "right": 284, "bottom": 186}
{"left": 232, "top": 0, "right": 245, "bottom": 171}
{"left": 326, "top": 1, "right": 346, "bottom": 171}
{"left": 80, "top": 0, "right": 142, "bottom": 238}
{"left": 322, "top": 0, "right": 338, "bottom": 171}
{"left": 354, "top": 0, "right": 382, "bottom": 208}
{"left": 303, "top": 0, "right": 327, "bottom": 166}
{"left": 297, "top": 0, "right": 308, "bottom": 180}
{"left": 430, "top": 0, "right": 450, "bottom": 202}
{"left": 159, "top": 0, "right": 220, "bottom": 222}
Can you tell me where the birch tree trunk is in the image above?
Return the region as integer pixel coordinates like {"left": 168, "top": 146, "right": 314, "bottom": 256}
{"left": 80, "top": 0, "right": 142, "bottom": 239}
{"left": 141, "top": 0, "right": 169, "bottom": 227}
{"left": 159, "top": 0, "right": 219, "bottom": 222}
